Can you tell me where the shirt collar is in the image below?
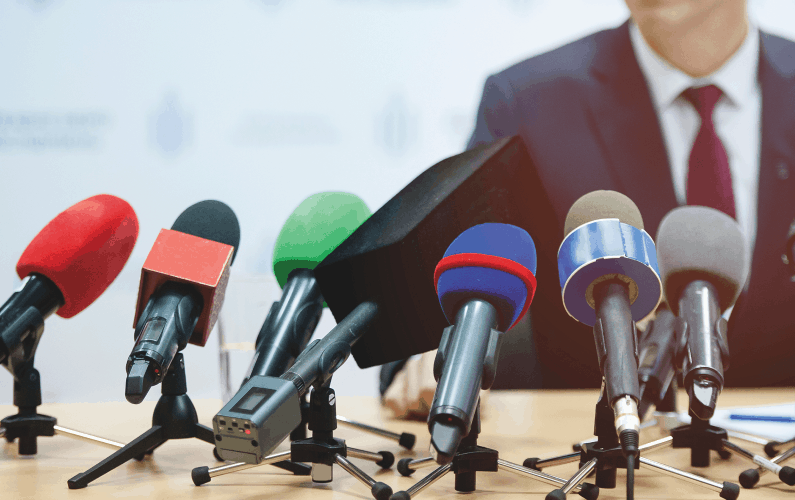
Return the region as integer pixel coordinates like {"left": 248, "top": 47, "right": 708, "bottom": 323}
{"left": 629, "top": 20, "right": 759, "bottom": 110}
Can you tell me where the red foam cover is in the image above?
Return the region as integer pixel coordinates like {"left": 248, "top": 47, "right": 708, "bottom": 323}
{"left": 16, "top": 195, "right": 139, "bottom": 319}
{"left": 136, "top": 228, "right": 233, "bottom": 347}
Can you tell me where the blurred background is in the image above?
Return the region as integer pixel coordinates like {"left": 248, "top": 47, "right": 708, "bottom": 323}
{"left": 1, "top": 0, "right": 793, "bottom": 405}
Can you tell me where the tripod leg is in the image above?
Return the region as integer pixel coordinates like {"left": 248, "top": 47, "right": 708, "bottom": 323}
{"left": 546, "top": 459, "right": 598, "bottom": 500}
{"left": 640, "top": 457, "right": 739, "bottom": 499}
{"left": 347, "top": 447, "right": 395, "bottom": 468}
{"left": 639, "top": 435, "right": 673, "bottom": 454}
{"left": 740, "top": 443, "right": 795, "bottom": 488}
{"left": 391, "top": 463, "right": 453, "bottom": 500}
{"left": 397, "top": 456, "right": 436, "bottom": 476}
{"left": 191, "top": 450, "right": 292, "bottom": 485}
{"left": 765, "top": 436, "right": 795, "bottom": 458}
{"left": 524, "top": 452, "right": 580, "bottom": 470}
{"left": 496, "top": 460, "right": 598, "bottom": 499}
{"left": 336, "top": 415, "right": 416, "bottom": 450}
{"left": 194, "top": 423, "right": 215, "bottom": 444}
{"left": 67, "top": 426, "right": 165, "bottom": 489}
{"left": 54, "top": 425, "right": 125, "bottom": 450}
{"left": 334, "top": 454, "right": 393, "bottom": 500}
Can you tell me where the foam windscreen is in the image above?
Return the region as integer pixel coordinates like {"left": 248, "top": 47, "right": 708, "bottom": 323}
{"left": 564, "top": 190, "right": 644, "bottom": 237}
{"left": 171, "top": 200, "right": 240, "bottom": 264}
{"left": 656, "top": 206, "right": 749, "bottom": 314}
{"left": 272, "top": 192, "right": 370, "bottom": 289}
{"left": 435, "top": 223, "right": 537, "bottom": 332}
{"left": 16, "top": 194, "right": 139, "bottom": 318}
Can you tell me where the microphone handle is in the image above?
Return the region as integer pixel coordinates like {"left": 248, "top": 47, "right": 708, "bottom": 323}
{"left": 0, "top": 274, "right": 63, "bottom": 368}
{"left": 245, "top": 269, "right": 323, "bottom": 382}
{"left": 281, "top": 301, "right": 377, "bottom": 396}
{"left": 679, "top": 279, "right": 727, "bottom": 420}
{"left": 429, "top": 299, "right": 499, "bottom": 431}
{"left": 593, "top": 281, "right": 640, "bottom": 404}
{"left": 637, "top": 308, "right": 680, "bottom": 421}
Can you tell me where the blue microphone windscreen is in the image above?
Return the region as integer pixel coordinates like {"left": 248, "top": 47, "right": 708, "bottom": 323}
{"left": 436, "top": 223, "right": 537, "bottom": 331}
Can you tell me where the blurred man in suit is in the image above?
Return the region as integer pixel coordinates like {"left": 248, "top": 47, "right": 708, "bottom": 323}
{"left": 383, "top": 0, "right": 795, "bottom": 417}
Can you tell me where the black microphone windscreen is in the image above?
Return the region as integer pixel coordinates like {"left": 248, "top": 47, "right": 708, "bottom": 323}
{"left": 656, "top": 206, "right": 748, "bottom": 314}
{"left": 171, "top": 200, "right": 241, "bottom": 265}
{"left": 563, "top": 190, "right": 644, "bottom": 238}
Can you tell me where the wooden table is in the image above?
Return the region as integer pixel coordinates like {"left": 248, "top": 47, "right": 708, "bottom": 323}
{"left": 1, "top": 389, "right": 793, "bottom": 499}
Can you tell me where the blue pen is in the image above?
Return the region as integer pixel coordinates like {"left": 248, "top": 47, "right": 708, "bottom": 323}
{"left": 729, "top": 414, "right": 795, "bottom": 423}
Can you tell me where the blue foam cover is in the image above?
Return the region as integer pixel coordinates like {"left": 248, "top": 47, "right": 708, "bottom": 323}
{"left": 437, "top": 223, "right": 537, "bottom": 331}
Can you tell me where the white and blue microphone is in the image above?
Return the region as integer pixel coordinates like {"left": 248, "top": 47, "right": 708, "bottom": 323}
{"left": 558, "top": 191, "right": 661, "bottom": 465}
{"left": 428, "top": 223, "right": 537, "bottom": 464}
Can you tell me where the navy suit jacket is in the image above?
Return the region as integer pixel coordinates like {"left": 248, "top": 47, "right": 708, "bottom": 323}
{"left": 468, "top": 21, "right": 795, "bottom": 389}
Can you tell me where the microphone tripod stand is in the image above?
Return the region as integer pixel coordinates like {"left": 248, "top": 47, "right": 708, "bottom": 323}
{"left": 391, "top": 400, "right": 600, "bottom": 500}
{"left": 1, "top": 337, "right": 132, "bottom": 458}
{"left": 66, "top": 352, "right": 307, "bottom": 489}
{"left": 192, "top": 379, "right": 397, "bottom": 500}
{"left": 524, "top": 388, "right": 741, "bottom": 500}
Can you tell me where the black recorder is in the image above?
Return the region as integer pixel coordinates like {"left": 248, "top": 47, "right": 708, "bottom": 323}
{"left": 214, "top": 376, "right": 301, "bottom": 463}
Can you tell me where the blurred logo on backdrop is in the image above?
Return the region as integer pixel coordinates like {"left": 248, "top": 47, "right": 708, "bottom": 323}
{"left": 374, "top": 93, "right": 417, "bottom": 157}
{"left": 148, "top": 91, "right": 193, "bottom": 158}
{"left": 0, "top": 111, "right": 110, "bottom": 152}
{"left": 231, "top": 113, "right": 338, "bottom": 146}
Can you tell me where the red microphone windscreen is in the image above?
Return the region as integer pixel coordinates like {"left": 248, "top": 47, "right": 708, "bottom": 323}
{"left": 135, "top": 228, "right": 234, "bottom": 347}
{"left": 16, "top": 194, "right": 139, "bottom": 318}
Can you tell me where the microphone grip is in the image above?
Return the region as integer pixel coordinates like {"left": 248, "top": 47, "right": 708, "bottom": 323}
{"left": 429, "top": 299, "right": 498, "bottom": 431}
{"left": 281, "top": 301, "right": 377, "bottom": 395}
{"left": 125, "top": 282, "right": 202, "bottom": 403}
{"left": 428, "top": 299, "right": 499, "bottom": 464}
{"left": 679, "top": 280, "right": 725, "bottom": 420}
{"left": 637, "top": 308, "right": 680, "bottom": 421}
{"left": 593, "top": 281, "right": 640, "bottom": 404}
{"left": 246, "top": 269, "right": 324, "bottom": 381}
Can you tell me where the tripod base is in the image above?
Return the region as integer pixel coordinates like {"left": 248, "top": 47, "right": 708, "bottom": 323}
{"left": 1, "top": 411, "right": 55, "bottom": 455}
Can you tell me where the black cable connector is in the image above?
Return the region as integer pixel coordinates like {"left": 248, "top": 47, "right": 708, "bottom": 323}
{"left": 620, "top": 429, "right": 640, "bottom": 500}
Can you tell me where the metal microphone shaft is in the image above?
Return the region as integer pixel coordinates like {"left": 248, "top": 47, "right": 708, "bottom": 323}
{"left": 679, "top": 280, "right": 725, "bottom": 420}
{"left": 428, "top": 299, "right": 499, "bottom": 464}
{"left": 245, "top": 269, "right": 323, "bottom": 382}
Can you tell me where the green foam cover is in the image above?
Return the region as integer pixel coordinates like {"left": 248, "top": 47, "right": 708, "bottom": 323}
{"left": 273, "top": 192, "right": 371, "bottom": 289}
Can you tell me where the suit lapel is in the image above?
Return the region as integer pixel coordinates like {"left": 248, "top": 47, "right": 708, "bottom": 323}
{"left": 584, "top": 22, "right": 678, "bottom": 239}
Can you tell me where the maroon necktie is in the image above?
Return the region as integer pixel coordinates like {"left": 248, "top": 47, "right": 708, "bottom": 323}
{"left": 683, "top": 85, "right": 736, "bottom": 219}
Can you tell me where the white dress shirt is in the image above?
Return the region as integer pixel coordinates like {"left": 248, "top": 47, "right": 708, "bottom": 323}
{"left": 629, "top": 22, "right": 761, "bottom": 255}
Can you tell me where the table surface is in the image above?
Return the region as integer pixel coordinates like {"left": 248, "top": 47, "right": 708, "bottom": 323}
{"left": 2, "top": 389, "right": 794, "bottom": 500}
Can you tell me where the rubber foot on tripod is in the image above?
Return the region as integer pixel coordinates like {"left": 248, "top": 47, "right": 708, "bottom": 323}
{"left": 578, "top": 483, "right": 599, "bottom": 500}
{"left": 399, "top": 433, "right": 416, "bottom": 450}
{"left": 720, "top": 482, "right": 740, "bottom": 500}
{"left": 765, "top": 442, "right": 780, "bottom": 458}
{"left": 523, "top": 457, "right": 541, "bottom": 470}
{"left": 546, "top": 489, "right": 567, "bottom": 500}
{"left": 192, "top": 466, "right": 211, "bottom": 486}
{"left": 739, "top": 469, "right": 759, "bottom": 489}
{"left": 572, "top": 443, "right": 582, "bottom": 452}
{"left": 371, "top": 482, "right": 393, "bottom": 500}
{"left": 397, "top": 458, "right": 415, "bottom": 476}
{"left": 779, "top": 466, "right": 795, "bottom": 486}
{"left": 213, "top": 447, "right": 222, "bottom": 462}
{"left": 718, "top": 450, "right": 732, "bottom": 460}
{"left": 389, "top": 491, "right": 410, "bottom": 500}
{"left": 376, "top": 451, "right": 395, "bottom": 469}
{"left": 66, "top": 474, "right": 88, "bottom": 490}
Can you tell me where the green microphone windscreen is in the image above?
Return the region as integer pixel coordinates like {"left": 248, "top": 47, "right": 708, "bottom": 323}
{"left": 273, "top": 192, "right": 371, "bottom": 288}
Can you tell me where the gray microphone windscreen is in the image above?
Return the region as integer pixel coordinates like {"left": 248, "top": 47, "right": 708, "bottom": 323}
{"left": 564, "top": 190, "right": 644, "bottom": 238}
{"left": 656, "top": 206, "right": 749, "bottom": 314}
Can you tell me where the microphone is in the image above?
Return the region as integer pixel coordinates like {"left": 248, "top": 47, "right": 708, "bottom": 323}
{"left": 656, "top": 206, "right": 749, "bottom": 420}
{"left": 125, "top": 200, "right": 240, "bottom": 404}
{"left": 428, "top": 223, "right": 537, "bottom": 464}
{"left": 637, "top": 308, "right": 685, "bottom": 421}
{"left": 244, "top": 192, "right": 370, "bottom": 381}
{"left": 558, "top": 191, "right": 662, "bottom": 464}
{"left": 1, "top": 195, "right": 139, "bottom": 371}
